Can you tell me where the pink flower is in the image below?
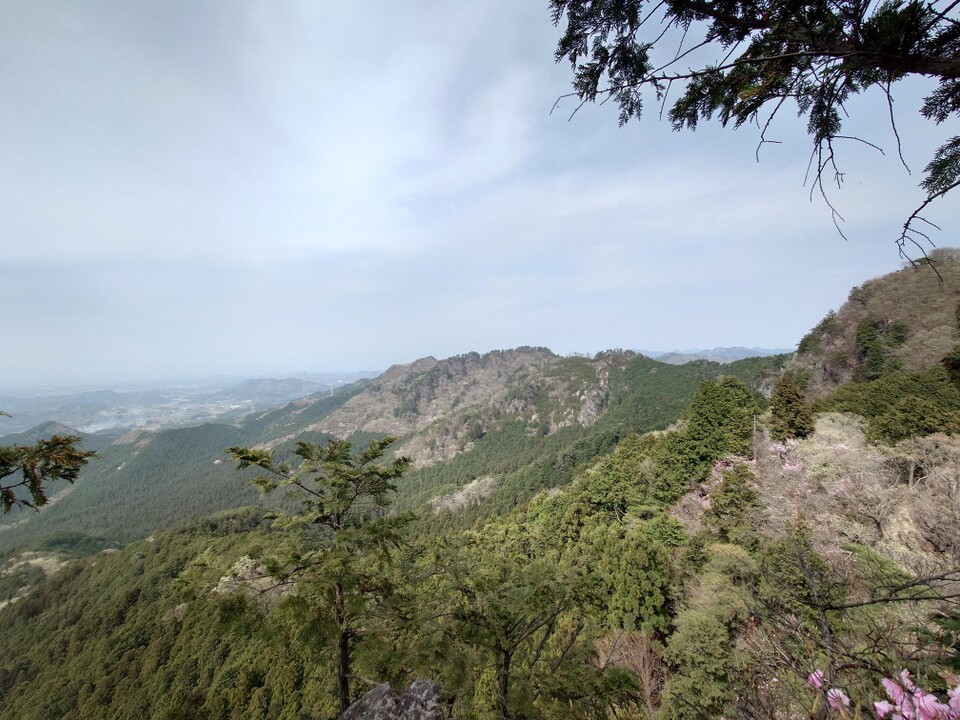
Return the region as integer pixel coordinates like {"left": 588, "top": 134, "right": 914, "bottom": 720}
{"left": 949, "top": 686, "right": 960, "bottom": 715}
{"left": 875, "top": 701, "right": 896, "bottom": 719}
{"left": 828, "top": 688, "right": 851, "bottom": 710}
{"left": 915, "top": 692, "right": 950, "bottom": 720}
{"left": 884, "top": 678, "right": 906, "bottom": 705}
{"left": 900, "top": 671, "right": 916, "bottom": 692}
{"left": 808, "top": 670, "right": 825, "bottom": 689}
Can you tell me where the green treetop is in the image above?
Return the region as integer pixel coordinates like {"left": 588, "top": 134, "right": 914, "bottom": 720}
{"left": 769, "top": 374, "right": 815, "bottom": 441}
{"left": 0, "top": 414, "right": 96, "bottom": 513}
{"left": 229, "top": 436, "right": 411, "bottom": 716}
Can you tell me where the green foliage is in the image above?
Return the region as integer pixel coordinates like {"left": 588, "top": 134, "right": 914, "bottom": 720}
{"left": 229, "top": 436, "right": 411, "bottom": 714}
{"left": 822, "top": 367, "right": 960, "bottom": 443}
{"left": 798, "top": 311, "right": 838, "bottom": 354}
{"left": 675, "top": 377, "right": 759, "bottom": 483}
{"left": 552, "top": 0, "right": 960, "bottom": 226}
{"left": 578, "top": 434, "right": 664, "bottom": 514}
{"left": 0, "top": 561, "right": 45, "bottom": 604}
{"left": 758, "top": 522, "right": 846, "bottom": 624}
{"left": 0, "top": 432, "right": 96, "bottom": 512}
{"left": 854, "top": 319, "right": 910, "bottom": 381}
{"left": 415, "top": 514, "right": 651, "bottom": 720}
{"left": 721, "top": 354, "right": 789, "bottom": 398}
{"left": 579, "top": 521, "right": 675, "bottom": 634}
{"left": 659, "top": 545, "right": 756, "bottom": 720}
{"left": 769, "top": 374, "right": 815, "bottom": 441}
{"left": 703, "top": 464, "right": 760, "bottom": 547}
{"left": 942, "top": 346, "right": 960, "bottom": 390}
{"left": 0, "top": 509, "right": 335, "bottom": 720}
{"left": 445, "top": 535, "right": 587, "bottom": 718}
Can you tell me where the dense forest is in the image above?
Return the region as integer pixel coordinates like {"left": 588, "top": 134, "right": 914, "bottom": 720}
{"left": 2, "top": 256, "right": 960, "bottom": 719}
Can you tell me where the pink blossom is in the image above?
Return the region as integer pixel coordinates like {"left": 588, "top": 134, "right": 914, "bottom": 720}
{"left": 900, "top": 671, "right": 917, "bottom": 692}
{"left": 828, "top": 688, "right": 851, "bottom": 710}
{"left": 875, "top": 701, "right": 896, "bottom": 719}
{"left": 710, "top": 460, "right": 729, "bottom": 480}
{"left": 884, "top": 678, "right": 906, "bottom": 706}
{"left": 915, "top": 692, "right": 950, "bottom": 720}
{"left": 809, "top": 668, "right": 960, "bottom": 720}
{"left": 949, "top": 686, "right": 960, "bottom": 715}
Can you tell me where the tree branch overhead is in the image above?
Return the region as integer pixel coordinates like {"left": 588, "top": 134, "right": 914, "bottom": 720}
{"left": 552, "top": 0, "right": 960, "bottom": 248}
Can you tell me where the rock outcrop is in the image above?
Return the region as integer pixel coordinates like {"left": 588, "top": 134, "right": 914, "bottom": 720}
{"left": 339, "top": 679, "right": 446, "bottom": 720}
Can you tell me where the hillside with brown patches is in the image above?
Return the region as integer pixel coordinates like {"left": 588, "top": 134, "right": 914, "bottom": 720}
{"left": 789, "top": 248, "right": 960, "bottom": 397}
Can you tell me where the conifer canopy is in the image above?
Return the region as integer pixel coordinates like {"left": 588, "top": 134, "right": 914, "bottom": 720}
{"left": 551, "top": 0, "right": 960, "bottom": 248}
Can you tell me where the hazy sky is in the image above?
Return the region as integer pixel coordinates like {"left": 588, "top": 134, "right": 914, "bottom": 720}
{"left": 3, "top": 1, "right": 958, "bottom": 390}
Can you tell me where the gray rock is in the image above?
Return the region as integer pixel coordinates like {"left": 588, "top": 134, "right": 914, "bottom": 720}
{"left": 339, "top": 679, "right": 445, "bottom": 720}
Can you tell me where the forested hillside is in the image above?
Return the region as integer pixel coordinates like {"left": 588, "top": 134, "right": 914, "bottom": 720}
{"left": 0, "top": 381, "right": 369, "bottom": 552}
{"left": 3, "top": 258, "right": 960, "bottom": 720}
{"left": 791, "top": 248, "right": 960, "bottom": 395}
{"left": 1, "top": 371, "right": 957, "bottom": 719}
{"left": 0, "top": 350, "right": 782, "bottom": 555}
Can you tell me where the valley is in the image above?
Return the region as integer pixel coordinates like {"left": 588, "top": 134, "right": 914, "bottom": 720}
{"left": 0, "top": 373, "right": 376, "bottom": 436}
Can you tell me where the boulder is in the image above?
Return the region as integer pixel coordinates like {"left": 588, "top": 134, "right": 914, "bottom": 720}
{"left": 339, "top": 679, "right": 445, "bottom": 720}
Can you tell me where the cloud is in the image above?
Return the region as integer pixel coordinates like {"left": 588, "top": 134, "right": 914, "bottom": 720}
{"left": 3, "top": 1, "right": 959, "bottom": 388}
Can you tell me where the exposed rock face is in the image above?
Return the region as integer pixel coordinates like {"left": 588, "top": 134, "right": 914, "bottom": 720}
{"left": 317, "top": 348, "right": 556, "bottom": 440}
{"left": 339, "top": 679, "right": 446, "bottom": 720}
{"left": 212, "top": 555, "right": 289, "bottom": 610}
{"left": 430, "top": 476, "right": 496, "bottom": 512}
{"left": 297, "top": 347, "right": 624, "bottom": 467}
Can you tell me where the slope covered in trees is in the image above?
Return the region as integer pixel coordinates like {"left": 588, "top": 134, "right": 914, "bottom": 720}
{"left": 0, "top": 351, "right": 782, "bottom": 556}
{"left": 4, "top": 260, "right": 960, "bottom": 719}
{"left": 792, "top": 248, "right": 960, "bottom": 394}
{"left": 0, "top": 380, "right": 371, "bottom": 553}
{"left": 1, "top": 376, "right": 958, "bottom": 719}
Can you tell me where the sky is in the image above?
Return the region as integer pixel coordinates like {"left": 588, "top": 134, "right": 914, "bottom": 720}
{"left": 3, "top": 1, "right": 959, "bottom": 391}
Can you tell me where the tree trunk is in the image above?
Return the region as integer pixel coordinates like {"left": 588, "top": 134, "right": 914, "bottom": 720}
{"left": 497, "top": 649, "right": 513, "bottom": 720}
{"left": 335, "top": 583, "right": 351, "bottom": 716}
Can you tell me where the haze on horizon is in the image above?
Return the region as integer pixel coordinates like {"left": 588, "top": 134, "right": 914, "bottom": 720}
{"left": 3, "top": 1, "right": 958, "bottom": 391}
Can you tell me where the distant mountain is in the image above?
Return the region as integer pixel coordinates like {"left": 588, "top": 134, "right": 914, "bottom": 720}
{"left": 0, "top": 421, "right": 82, "bottom": 444}
{"left": 204, "top": 378, "right": 331, "bottom": 405}
{"left": 789, "top": 247, "right": 960, "bottom": 396}
{"left": 0, "top": 388, "right": 178, "bottom": 434}
{"left": 644, "top": 347, "right": 793, "bottom": 365}
{"left": 0, "top": 421, "right": 129, "bottom": 453}
{"left": 0, "top": 379, "right": 372, "bottom": 548}
{"left": 0, "top": 349, "right": 783, "bottom": 551}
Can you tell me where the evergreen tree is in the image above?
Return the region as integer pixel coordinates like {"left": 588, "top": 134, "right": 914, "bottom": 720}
{"left": 551, "top": 0, "right": 960, "bottom": 241}
{"left": 683, "top": 377, "right": 759, "bottom": 479}
{"left": 704, "top": 464, "right": 761, "bottom": 547}
{"left": 769, "top": 375, "right": 815, "bottom": 441}
{"left": 229, "top": 437, "right": 411, "bottom": 715}
{"left": 0, "top": 416, "right": 96, "bottom": 512}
